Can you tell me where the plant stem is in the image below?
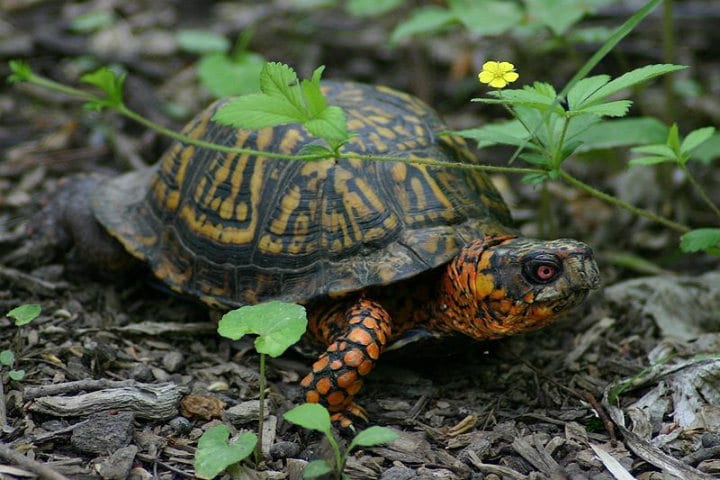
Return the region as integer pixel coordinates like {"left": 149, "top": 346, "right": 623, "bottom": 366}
{"left": 325, "top": 433, "right": 344, "bottom": 479}
{"left": 558, "top": 169, "right": 690, "bottom": 233}
{"left": 680, "top": 165, "right": 720, "bottom": 218}
{"left": 255, "top": 352, "right": 266, "bottom": 465}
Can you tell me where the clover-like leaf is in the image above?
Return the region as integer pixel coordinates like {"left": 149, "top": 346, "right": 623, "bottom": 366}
{"left": 283, "top": 403, "right": 333, "bottom": 435}
{"left": 194, "top": 425, "right": 256, "bottom": 480}
{"left": 348, "top": 426, "right": 398, "bottom": 452}
{"left": 0, "top": 350, "right": 14, "bottom": 367}
{"left": 302, "top": 459, "right": 334, "bottom": 478}
{"left": 9, "top": 370, "right": 25, "bottom": 381}
{"left": 7, "top": 304, "right": 41, "bottom": 326}
{"left": 218, "top": 301, "right": 307, "bottom": 358}
{"left": 81, "top": 67, "right": 126, "bottom": 109}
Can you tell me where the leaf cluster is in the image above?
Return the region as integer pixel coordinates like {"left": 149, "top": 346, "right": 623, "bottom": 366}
{"left": 2, "top": 304, "right": 42, "bottom": 382}
{"left": 213, "top": 62, "right": 350, "bottom": 151}
{"left": 283, "top": 403, "right": 398, "bottom": 479}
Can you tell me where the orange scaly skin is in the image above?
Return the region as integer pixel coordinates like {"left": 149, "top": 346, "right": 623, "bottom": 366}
{"left": 301, "top": 235, "right": 599, "bottom": 428}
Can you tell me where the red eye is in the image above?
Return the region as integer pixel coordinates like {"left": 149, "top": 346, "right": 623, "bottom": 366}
{"left": 536, "top": 264, "right": 556, "bottom": 280}
{"left": 522, "top": 256, "right": 561, "bottom": 284}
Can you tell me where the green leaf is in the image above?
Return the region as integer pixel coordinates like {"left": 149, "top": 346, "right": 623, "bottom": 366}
{"left": 7, "top": 304, "right": 41, "bottom": 326}
{"left": 525, "top": 0, "right": 616, "bottom": 35}
{"left": 681, "top": 126, "right": 716, "bottom": 153}
{"left": 283, "top": 403, "right": 332, "bottom": 435}
{"left": 631, "top": 144, "right": 677, "bottom": 158}
{"left": 305, "top": 106, "right": 349, "bottom": 145}
{"left": 218, "top": 301, "right": 307, "bottom": 357}
{"left": 390, "top": 6, "right": 457, "bottom": 43}
{"left": 9, "top": 370, "right": 25, "bottom": 381}
{"left": 260, "top": 62, "right": 305, "bottom": 115}
{"left": 450, "top": 0, "right": 522, "bottom": 36}
{"left": 0, "top": 350, "right": 14, "bottom": 367}
{"left": 483, "top": 84, "right": 559, "bottom": 111}
{"left": 177, "top": 30, "right": 230, "bottom": 54}
{"left": 572, "top": 100, "right": 632, "bottom": 117}
{"left": 197, "top": 52, "right": 265, "bottom": 98}
{"left": 692, "top": 134, "right": 720, "bottom": 165}
{"left": 666, "top": 123, "right": 681, "bottom": 154}
{"left": 348, "top": 426, "right": 398, "bottom": 452}
{"left": 214, "top": 95, "right": 301, "bottom": 128}
{"left": 456, "top": 121, "right": 532, "bottom": 149}
{"left": 194, "top": 425, "right": 256, "bottom": 480}
{"left": 81, "top": 68, "right": 125, "bottom": 109}
{"left": 301, "top": 66, "right": 328, "bottom": 118}
{"left": 521, "top": 172, "right": 549, "bottom": 185}
{"left": 566, "top": 75, "right": 610, "bottom": 110}
{"left": 582, "top": 64, "right": 686, "bottom": 106}
{"left": 70, "top": 10, "right": 116, "bottom": 33}
{"left": 628, "top": 156, "right": 676, "bottom": 167}
{"left": 7, "top": 60, "right": 33, "bottom": 84}
{"left": 347, "top": 0, "right": 403, "bottom": 17}
{"left": 680, "top": 228, "right": 720, "bottom": 253}
{"left": 572, "top": 117, "right": 667, "bottom": 151}
{"left": 302, "top": 460, "right": 334, "bottom": 478}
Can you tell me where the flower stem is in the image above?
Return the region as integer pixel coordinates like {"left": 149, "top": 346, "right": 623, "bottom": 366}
{"left": 679, "top": 164, "right": 720, "bottom": 219}
{"left": 255, "top": 352, "right": 266, "bottom": 465}
{"left": 558, "top": 169, "right": 690, "bottom": 233}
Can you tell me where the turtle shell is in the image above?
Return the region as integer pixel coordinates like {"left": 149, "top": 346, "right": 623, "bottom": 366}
{"left": 91, "top": 81, "right": 514, "bottom": 307}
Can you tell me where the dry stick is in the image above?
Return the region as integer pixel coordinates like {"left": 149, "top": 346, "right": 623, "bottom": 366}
{"left": 0, "top": 444, "right": 72, "bottom": 480}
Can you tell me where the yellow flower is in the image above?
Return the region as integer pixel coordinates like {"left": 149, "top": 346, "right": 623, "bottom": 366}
{"left": 478, "top": 61, "right": 519, "bottom": 89}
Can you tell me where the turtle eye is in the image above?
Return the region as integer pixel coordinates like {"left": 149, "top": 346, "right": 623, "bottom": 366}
{"left": 523, "top": 255, "right": 562, "bottom": 284}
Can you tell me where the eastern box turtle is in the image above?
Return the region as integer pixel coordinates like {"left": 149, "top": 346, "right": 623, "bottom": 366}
{"left": 27, "top": 81, "right": 600, "bottom": 428}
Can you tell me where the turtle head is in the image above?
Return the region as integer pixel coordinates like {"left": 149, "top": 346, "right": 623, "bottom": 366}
{"left": 439, "top": 236, "right": 599, "bottom": 340}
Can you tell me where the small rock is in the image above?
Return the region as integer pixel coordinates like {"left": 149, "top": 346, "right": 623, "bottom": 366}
{"left": 380, "top": 465, "right": 417, "bottom": 480}
{"left": 162, "top": 351, "right": 184, "bottom": 372}
{"left": 225, "top": 400, "right": 270, "bottom": 425}
{"left": 168, "top": 416, "right": 193, "bottom": 435}
{"left": 96, "top": 445, "right": 138, "bottom": 480}
{"left": 71, "top": 411, "right": 135, "bottom": 454}
{"left": 180, "top": 394, "right": 225, "bottom": 420}
{"left": 269, "top": 440, "right": 301, "bottom": 460}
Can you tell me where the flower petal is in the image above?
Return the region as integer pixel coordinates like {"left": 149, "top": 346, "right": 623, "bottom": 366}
{"left": 482, "top": 61, "right": 501, "bottom": 72}
{"left": 503, "top": 71, "right": 519, "bottom": 82}
{"left": 499, "top": 62, "right": 515, "bottom": 73}
{"left": 478, "top": 71, "right": 495, "bottom": 84}
{"left": 489, "top": 78, "right": 507, "bottom": 88}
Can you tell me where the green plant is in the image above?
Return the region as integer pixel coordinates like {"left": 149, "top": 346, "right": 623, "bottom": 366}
{"left": 177, "top": 30, "right": 266, "bottom": 98}
{"left": 194, "top": 424, "right": 257, "bottom": 479}
{"left": 283, "top": 403, "right": 398, "bottom": 479}
{"left": 2, "top": 304, "right": 42, "bottom": 381}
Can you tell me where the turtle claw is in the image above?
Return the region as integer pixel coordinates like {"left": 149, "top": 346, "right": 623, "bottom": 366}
{"left": 330, "top": 404, "right": 368, "bottom": 437}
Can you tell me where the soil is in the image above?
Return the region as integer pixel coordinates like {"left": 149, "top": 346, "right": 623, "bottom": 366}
{"left": 1, "top": 1, "right": 720, "bottom": 479}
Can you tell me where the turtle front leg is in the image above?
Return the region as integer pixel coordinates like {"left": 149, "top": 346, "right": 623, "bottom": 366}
{"left": 300, "top": 298, "right": 392, "bottom": 430}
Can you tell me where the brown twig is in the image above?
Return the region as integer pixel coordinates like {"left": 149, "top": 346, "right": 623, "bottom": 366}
{"left": 0, "top": 444, "right": 72, "bottom": 480}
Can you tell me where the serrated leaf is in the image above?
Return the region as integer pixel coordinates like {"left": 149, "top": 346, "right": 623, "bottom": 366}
{"left": 680, "top": 228, "right": 720, "bottom": 253}
{"left": 566, "top": 74, "right": 610, "bottom": 110}
{"left": 218, "top": 301, "right": 307, "bottom": 357}
{"left": 9, "top": 370, "right": 25, "bottom": 381}
{"left": 681, "top": 126, "right": 716, "bottom": 153}
{"left": 574, "top": 100, "right": 632, "bottom": 117}
{"left": 81, "top": 68, "right": 125, "bottom": 108}
{"left": 450, "top": 0, "right": 522, "bottom": 36}
{"left": 390, "top": 6, "right": 457, "bottom": 43}
{"left": 213, "top": 94, "right": 304, "bottom": 129}
{"left": 301, "top": 67, "right": 328, "bottom": 117}
{"left": 303, "top": 459, "right": 334, "bottom": 478}
{"left": 631, "top": 144, "right": 677, "bottom": 158}
{"left": 582, "top": 64, "right": 686, "bottom": 106}
{"left": 177, "top": 30, "right": 230, "bottom": 54}
{"left": 456, "top": 121, "right": 532, "bottom": 149}
{"left": 572, "top": 117, "right": 667, "bottom": 151}
{"left": 283, "top": 403, "right": 332, "bottom": 435}
{"left": 305, "top": 106, "right": 349, "bottom": 144}
{"left": 7, "top": 304, "right": 41, "bottom": 326}
{"left": 194, "top": 425, "right": 256, "bottom": 479}
{"left": 0, "top": 350, "right": 14, "bottom": 366}
{"left": 628, "top": 156, "right": 676, "bottom": 167}
{"left": 666, "top": 123, "right": 681, "bottom": 153}
{"left": 348, "top": 426, "right": 398, "bottom": 451}
{"left": 260, "top": 62, "right": 305, "bottom": 115}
